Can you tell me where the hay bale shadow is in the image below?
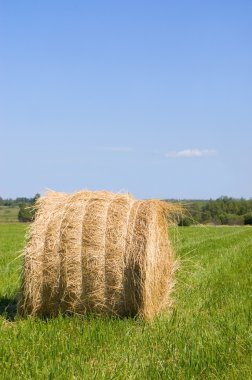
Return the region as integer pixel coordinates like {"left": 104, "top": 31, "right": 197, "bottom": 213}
{"left": 0, "top": 296, "right": 17, "bottom": 321}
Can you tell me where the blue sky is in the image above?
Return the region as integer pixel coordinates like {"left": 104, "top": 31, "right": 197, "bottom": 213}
{"left": 1, "top": 1, "right": 251, "bottom": 199}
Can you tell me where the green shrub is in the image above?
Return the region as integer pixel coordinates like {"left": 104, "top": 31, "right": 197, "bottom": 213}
{"left": 220, "top": 213, "right": 244, "bottom": 225}
{"left": 178, "top": 216, "right": 193, "bottom": 226}
{"left": 244, "top": 212, "right": 252, "bottom": 225}
{"left": 18, "top": 204, "right": 35, "bottom": 222}
{"left": 17, "top": 193, "right": 40, "bottom": 222}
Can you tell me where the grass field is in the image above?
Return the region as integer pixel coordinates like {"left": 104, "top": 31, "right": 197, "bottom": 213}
{"left": 0, "top": 206, "right": 19, "bottom": 223}
{"left": 0, "top": 224, "right": 251, "bottom": 379}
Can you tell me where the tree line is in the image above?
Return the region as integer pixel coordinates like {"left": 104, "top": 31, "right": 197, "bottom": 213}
{"left": 176, "top": 196, "right": 252, "bottom": 226}
{"left": 1, "top": 194, "right": 252, "bottom": 225}
{"left": 0, "top": 196, "right": 39, "bottom": 206}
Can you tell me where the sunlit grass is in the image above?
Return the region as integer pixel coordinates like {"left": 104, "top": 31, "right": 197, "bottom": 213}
{"left": 0, "top": 224, "right": 251, "bottom": 379}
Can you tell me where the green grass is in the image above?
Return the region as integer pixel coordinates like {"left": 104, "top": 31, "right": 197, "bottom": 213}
{"left": 0, "top": 224, "right": 251, "bottom": 379}
{"left": 0, "top": 206, "right": 19, "bottom": 223}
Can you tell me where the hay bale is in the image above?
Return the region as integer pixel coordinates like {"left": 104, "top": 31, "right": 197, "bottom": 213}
{"left": 18, "top": 190, "right": 180, "bottom": 320}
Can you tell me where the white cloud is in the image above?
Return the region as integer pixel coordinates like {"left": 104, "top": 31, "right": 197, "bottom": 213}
{"left": 90, "top": 146, "right": 133, "bottom": 152}
{"left": 165, "top": 149, "right": 217, "bottom": 158}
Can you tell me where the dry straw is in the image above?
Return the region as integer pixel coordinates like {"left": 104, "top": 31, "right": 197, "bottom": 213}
{"left": 18, "top": 190, "right": 181, "bottom": 320}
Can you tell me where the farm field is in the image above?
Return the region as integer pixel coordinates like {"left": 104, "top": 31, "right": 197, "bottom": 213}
{"left": 0, "top": 224, "right": 251, "bottom": 379}
{"left": 0, "top": 206, "right": 19, "bottom": 223}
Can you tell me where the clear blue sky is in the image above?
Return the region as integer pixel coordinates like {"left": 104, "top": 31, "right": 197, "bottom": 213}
{"left": 1, "top": 1, "right": 251, "bottom": 199}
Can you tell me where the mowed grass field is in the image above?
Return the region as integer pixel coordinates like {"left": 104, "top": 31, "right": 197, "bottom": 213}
{"left": 0, "top": 224, "right": 251, "bottom": 379}
{"left": 0, "top": 206, "right": 19, "bottom": 223}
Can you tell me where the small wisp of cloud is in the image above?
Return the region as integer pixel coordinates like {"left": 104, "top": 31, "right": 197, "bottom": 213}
{"left": 90, "top": 146, "right": 217, "bottom": 158}
{"left": 165, "top": 148, "right": 217, "bottom": 158}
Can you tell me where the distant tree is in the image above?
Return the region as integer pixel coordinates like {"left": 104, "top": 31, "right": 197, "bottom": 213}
{"left": 32, "top": 193, "right": 40, "bottom": 203}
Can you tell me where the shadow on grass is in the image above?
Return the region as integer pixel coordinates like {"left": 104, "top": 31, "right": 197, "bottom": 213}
{"left": 0, "top": 296, "right": 17, "bottom": 321}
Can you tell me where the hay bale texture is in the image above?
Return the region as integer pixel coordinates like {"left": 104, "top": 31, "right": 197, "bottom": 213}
{"left": 18, "top": 190, "right": 179, "bottom": 320}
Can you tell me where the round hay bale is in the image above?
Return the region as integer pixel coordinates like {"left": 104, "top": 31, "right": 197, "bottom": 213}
{"left": 18, "top": 190, "right": 180, "bottom": 320}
